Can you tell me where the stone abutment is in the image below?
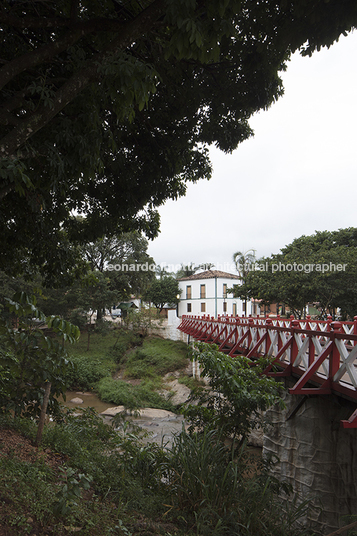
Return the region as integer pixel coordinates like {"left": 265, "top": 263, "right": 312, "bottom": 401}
{"left": 263, "top": 379, "right": 357, "bottom": 534}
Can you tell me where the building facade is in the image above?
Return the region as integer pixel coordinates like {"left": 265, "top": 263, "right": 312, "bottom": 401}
{"left": 177, "top": 270, "right": 259, "bottom": 318}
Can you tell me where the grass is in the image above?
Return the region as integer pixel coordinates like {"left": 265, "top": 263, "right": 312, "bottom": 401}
{"left": 0, "top": 328, "right": 319, "bottom": 536}
{"left": 123, "top": 338, "right": 189, "bottom": 378}
{"left": 0, "top": 411, "right": 176, "bottom": 535}
{"left": 0, "top": 413, "right": 318, "bottom": 536}
{"left": 64, "top": 327, "right": 191, "bottom": 410}
{"left": 67, "top": 325, "right": 133, "bottom": 360}
{"left": 96, "top": 376, "right": 176, "bottom": 411}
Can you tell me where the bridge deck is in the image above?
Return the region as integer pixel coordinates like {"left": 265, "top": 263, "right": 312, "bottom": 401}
{"left": 178, "top": 314, "right": 357, "bottom": 428}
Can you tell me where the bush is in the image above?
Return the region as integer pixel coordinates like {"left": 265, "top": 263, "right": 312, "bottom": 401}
{"left": 67, "top": 308, "right": 88, "bottom": 330}
{"left": 124, "top": 338, "right": 188, "bottom": 379}
{"left": 96, "top": 377, "right": 175, "bottom": 411}
{"left": 42, "top": 407, "right": 168, "bottom": 514}
{"left": 65, "top": 355, "right": 112, "bottom": 390}
{"left": 106, "top": 341, "right": 130, "bottom": 364}
{"left": 93, "top": 318, "right": 112, "bottom": 335}
{"left": 182, "top": 342, "right": 284, "bottom": 442}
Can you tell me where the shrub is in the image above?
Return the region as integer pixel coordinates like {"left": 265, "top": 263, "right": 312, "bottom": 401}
{"left": 67, "top": 308, "right": 88, "bottom": 330}
{"left": 42, "top": 407, "right": 168, "bottom": 515}
{"left": 124, "top": 338, "right": 188, "bottom": 379}
{"left": 182, "top": 342, "right": 284, "bottom": 442}
{"left": 163, "top": 428, "right": 314, "bottom": 536}
{"left": 96, "top": 377, "right": 175, "bottom": 411}
{"left": 106, "top": 342, "right": 130, "bottom": 364}
{"left": 65, "top": 355, "right": 112, "bottom": 390}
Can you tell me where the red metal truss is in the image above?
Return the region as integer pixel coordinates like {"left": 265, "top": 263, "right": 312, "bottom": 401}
{"left": 178, "top": 314, "right": 357, "bottom": 428}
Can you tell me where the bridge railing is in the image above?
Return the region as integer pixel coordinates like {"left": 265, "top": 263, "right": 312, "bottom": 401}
{"left": 178, "top": 314, "right": 357, "bottom": 428}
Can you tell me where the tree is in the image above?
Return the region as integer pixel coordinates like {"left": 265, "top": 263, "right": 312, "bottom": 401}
{"left": 233, "top": 229, "right": 357, "bottom": 319}
{"left": 0, "top": 293, "right": 79, "bottom": 443}
{"left": 182, "top": 342, "right": 284, "bottom": 442}
{"left": 233, "top": 249, "right": 256, "bottom": 281}
{"left": 81, "top": 231, "right": 155, "bottom": 302}
{"left": 232, "top": 249, "right": 256, "bottom": 314}
{"left": 175, "top": 263, "right": 200, "bottom": 279}
{"left": 144, "top": 276, "right": 181, "bottom": 313}
{"left": 1, "top": 0, "right": 357, "bottom": 278}
{"left": 19, "top": 232, "right": 155, "bottom": 325}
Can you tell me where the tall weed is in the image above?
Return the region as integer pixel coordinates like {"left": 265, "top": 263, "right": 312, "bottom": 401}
{"left": 162, "top": 428, "right": 315, "bottom": 536}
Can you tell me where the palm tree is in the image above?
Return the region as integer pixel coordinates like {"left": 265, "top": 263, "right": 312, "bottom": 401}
{"left": 232, "top": 249, "right": 256, "bottom": 315}
{"left": 175, "top": 263, "right": 199, "bottom": 279}
{"left": 233, "top": 249, "right": 256, "bottom": 280}
{"left": 155, "top": 265, "right": 174, "bottom": 279}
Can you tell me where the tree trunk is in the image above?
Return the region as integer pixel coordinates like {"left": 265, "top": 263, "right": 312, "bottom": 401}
{"left": 35, "top": 381, "right": 51, "bottom": 446}
{"left": 87, "top": 323, "right": 91, "bottom": 351}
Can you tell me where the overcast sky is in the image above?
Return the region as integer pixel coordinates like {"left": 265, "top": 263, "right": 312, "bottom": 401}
{"left": 147, "top": 31, "right": 357, "bottom": 272}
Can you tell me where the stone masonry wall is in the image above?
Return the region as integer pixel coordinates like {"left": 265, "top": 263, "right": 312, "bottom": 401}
{"left": 148, "top": 311, "right": 188, "bottom": 342}
{"left": 263, "top": 380, "right": 357, "bottom": 534}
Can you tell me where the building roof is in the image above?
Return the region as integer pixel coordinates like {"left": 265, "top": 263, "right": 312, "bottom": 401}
{"left": 117, "top": 302, "right": 138, "bottom": 309}
{"left": 178, "top": 270, "right": 241, "bottom": 282}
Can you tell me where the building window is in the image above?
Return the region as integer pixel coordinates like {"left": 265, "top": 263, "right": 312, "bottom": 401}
{"left": 223, "top": 283, "right": 227, "bottom": 298}
{"left": 186, "top": 285, "right": 192, "bottom": 299}
{"left": 223, "top": 302, "right": 227, "bottom": 313}
{"left": 201, "top": 302, "right": 206, "bottom": 313}
{"left": 200, "top": 284, "right": 206, "bottom": 299}
{"left": 233, "top": 303, "right": 237, "bottom": 316}
{"left": 187, "top": 303, "right": 192, "bottom": 313}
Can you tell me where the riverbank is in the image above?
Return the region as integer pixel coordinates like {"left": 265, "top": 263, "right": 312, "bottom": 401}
{"left": 0, "top": 328, "right": 311, "bottom": 536}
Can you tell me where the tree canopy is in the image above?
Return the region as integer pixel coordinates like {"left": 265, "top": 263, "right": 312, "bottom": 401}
{"left": 145, "top": 276, "right": 181, "bottom": 312}
{"left": 1, "top": 0, "right": 357, "bottom": 278}
{"left": 233, "top": 228, "right": 357, "bottom": 319}
{"left": 82, "top": 231, "right": 155, "bottom": 297}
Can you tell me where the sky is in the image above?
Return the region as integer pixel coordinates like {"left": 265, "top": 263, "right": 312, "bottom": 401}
{"left": 147, "top": 31, "right": 357, "bottom": 273}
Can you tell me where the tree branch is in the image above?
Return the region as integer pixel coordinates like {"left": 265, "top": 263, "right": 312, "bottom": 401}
{"left": 0, "top": 10, "right": 68, "bottom": 29}
{"left": 0, "top": 17, "right": 129, "bottom": 92}
{"left": 0, "top": 0, "right": 165, "bottom": 166}
{"left": 70, "top": 0, "right": 80, "bottom": 21}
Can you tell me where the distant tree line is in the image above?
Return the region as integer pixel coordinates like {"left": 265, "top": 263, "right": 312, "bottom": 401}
{"left": 232, "top": 228, "right": 357, "bottom": 319}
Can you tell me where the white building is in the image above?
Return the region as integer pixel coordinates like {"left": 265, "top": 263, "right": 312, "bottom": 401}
{"left": 177, "top": 270, "right": 259, "bottom": 318}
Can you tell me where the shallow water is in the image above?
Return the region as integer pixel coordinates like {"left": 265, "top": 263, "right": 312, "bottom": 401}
{"left": 58, "top": 390, "right": 185, "bottom": 448}
{"left": 58, "top": 391, "right": 263, "bottom": 453}
{"left": 58, "top": 390, "right": 117, "bottom": 414}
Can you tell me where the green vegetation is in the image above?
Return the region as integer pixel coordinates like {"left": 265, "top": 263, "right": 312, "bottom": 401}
{"left": 0, "top": 411, "right": 165, "bottom": 536}
{"left": 233, "top": 228, "right": 357, "bottom": 319}
{"left": 0, "top": 293, "right": 79, "bottom": 445}
{"left": 96, "top": 377, "right": 175, "bottom": 411}
{"left": 65, "top": 355, "right": 114, "bottom": 391}
{"left": 124, "top": 338, "right": 188, "bottom": 378}
{"left": 0, "top": 305, "right": 319, "bottom": 535}
{"left": 144, "top": 276, "right": 181, "bottom": 313}
{"left": 164, "top": 428, "right": 315, "bottom": 536}
{"left": 2, "top": 1, "right": 357, "bottom": 280}
{"left": 183, "top": 342, "right": 284, "bottom": 442}
{"left": 63, "top": 328, "right": 189, "bottom": 411}
{"left": 0, "top": 405, "right": 317, "bottom": 536}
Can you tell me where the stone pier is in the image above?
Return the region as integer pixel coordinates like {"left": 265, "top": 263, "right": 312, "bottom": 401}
{"left": 263, "top": 380, "right": 357, "bottom": 534}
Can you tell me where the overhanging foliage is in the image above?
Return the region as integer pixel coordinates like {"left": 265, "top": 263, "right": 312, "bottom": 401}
{"left": 1, "top": 0, "right": 357, "bottom": 278}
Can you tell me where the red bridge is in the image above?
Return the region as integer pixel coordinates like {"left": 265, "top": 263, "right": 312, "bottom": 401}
{"left": 178, "top": 314, "right": 357, "bottom": 428}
